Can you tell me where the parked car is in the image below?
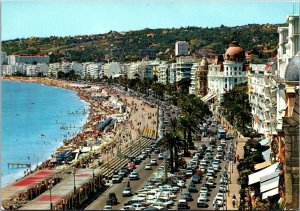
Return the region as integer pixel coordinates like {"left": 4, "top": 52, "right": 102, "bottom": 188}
{"left": 177, "top": 180, "right": 186, "bottom": 187}
{"left": 177, "top": 199, "right": 188, "bottom": 210}
{"left": 213, "top": 193, "right": 225, "bottom": 207}
{"left": 191, "top": 175, "right": 201, "bottom": 183}
{"left": 183, "top": 192, "right": 193, "bottom": 201}
{"left": 188, "top": 183, "right": 197, "bottom": 193}
{"left": 131, "top": 203, "right": 146, "bottom": 210}
{"left": 103, "top": 205, "right": 112, "bottom": 210}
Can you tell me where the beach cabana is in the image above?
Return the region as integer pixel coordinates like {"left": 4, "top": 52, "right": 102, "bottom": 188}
{"left": 19, "top": 169, "right": 103, "bottom": 210}
{"left": 1, "top": 170, "right": 58, "bottom": 209}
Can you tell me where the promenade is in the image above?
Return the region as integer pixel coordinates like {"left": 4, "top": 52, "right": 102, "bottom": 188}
{"left": 226, "top": 137, "right": 247, "bottom": 210}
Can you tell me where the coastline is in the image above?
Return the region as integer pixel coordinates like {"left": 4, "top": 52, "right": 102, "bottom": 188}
{"left": 2, "top": 76, "right": 158, "bottom": 187}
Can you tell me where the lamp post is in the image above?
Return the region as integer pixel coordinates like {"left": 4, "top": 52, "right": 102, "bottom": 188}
{"left": 72, "top": 167, "right": 76, "bottom": 210}
{"left": 48, "top": 179, "right": 54, "bottom": 210}
{"left": 92, "top": 169, "right": 95, "bottom": 192}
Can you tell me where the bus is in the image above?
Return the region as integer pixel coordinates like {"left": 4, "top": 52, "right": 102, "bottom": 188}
{"left": 217, "top": 128, "right": 227, "bottom": 139}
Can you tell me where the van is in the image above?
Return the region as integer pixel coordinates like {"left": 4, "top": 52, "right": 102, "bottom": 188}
{"left": 178, "top": 199, "right": 188, "bottom": 210}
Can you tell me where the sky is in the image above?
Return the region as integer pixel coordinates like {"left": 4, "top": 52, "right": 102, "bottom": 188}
{"left": 1, "top": 0, "right": 299, "bottom": 40}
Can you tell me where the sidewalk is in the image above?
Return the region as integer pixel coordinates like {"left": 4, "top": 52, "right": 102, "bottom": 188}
{"left": 226, "top": 137, "right": 247, "bottom": 210}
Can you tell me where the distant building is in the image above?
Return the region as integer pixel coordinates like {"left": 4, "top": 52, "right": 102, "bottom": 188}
{"left": 1, "top": 52, "right": 7, "bottom": 65}
{"left": 205, "top": 41, "right": 248, "bottom": 103}
{"left": 82, "top": 62, "right": 102, "bottom": 79}
{"left": 8, "top": 55, "right": 50, "bottom": 65}
{"left": 189, "top": 63, "right": 198, "bottom": 95}
{"left": 175, "top": 56, "right": 194, "bottom": 82}
{"left": 103, "top": 62, "right": 121, "bottom": 78}
{"left": 195, "top": 57, "right": 209, "bottom": 97}
{"left": 139, "top": 49, "right": 157, "bottom": 59}
{"left": 175, "top": 41, "right": 189, "bottom": 56}
{"left": 169, "top": 63, "right": 177, "bottom": 84}
{"left": 157, "top": 63, "right": 169, "bottom": 85}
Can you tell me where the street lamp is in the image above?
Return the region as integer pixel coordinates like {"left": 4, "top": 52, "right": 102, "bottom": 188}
{"left": 48, "top": 179, "right": 54, "bottom": 210}
{"left": 92, "top": 169, "right": 96, "bottom": 192}
{"left": 72, "top": 167, "right": 76, "bottom": 210}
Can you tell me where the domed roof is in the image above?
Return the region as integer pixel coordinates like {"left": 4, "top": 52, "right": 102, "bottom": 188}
{"left": 225, "top": 41, "right": 245, "bottom": 62}
{"left": 285, "top": 52, "right": 300, "bottom": 81}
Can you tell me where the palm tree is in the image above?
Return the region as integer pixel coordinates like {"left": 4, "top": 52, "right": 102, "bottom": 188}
{"left": 158, "top": 132, "right": 175, "bottom": 172}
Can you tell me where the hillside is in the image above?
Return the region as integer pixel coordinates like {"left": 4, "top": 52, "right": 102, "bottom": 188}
{"left": 2, "top": 23, "right": 284, "bottom": 63}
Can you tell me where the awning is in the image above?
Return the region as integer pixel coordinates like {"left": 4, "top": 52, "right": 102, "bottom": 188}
{"left": 254, "top": 160, "right": 272, "bottom": 170}
{"left": 248, "top": 162, "right": 279, "bottom": 185}
{"left": 259, "top": 138, "right": 270, "bottom": 146}
{"left": 262, "top": 148, "right": 271, "bottom": 161}
{"left": 262, "top": 187, "right": 279, "bottom": 199}
{"left": 201, "top": 93, "right": 216, "bottom": 102}
{"left": 260, "top": 174, "right": 279, "bottom": 193}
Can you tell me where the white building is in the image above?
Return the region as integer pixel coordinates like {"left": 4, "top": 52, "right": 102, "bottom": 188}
{"left": 82, "top": 62, "right": 101, "bottom": 79}
{"left": 169, "top": 63, "right": 177, "bottom": 84}
{"left": 26, "top": 64, "right": 38, "bottom": 76}
{"left": 48, "top": 63, "right": 61, "bottom": 77}
{"left": 8, "top": 55, "right": 50, "bottom": 65}
{"left": 189, "top": 63, "right": 198, "bottom": 95}
{"left": 71, "top": 62, "right": 83, "bottom": 76}
{"left": 248, "top": 63, "right": 277, "bottom": 135}
{"left": 175, "top": 56, "right": 194, "bottom": 82}
{"left": 175, "top": 41, "right": 189, "bottom": 56}
{"left": 206, "top": 41, "right": 248, "bottom": 103}
{"left": 61, "top": 62, "right": 71, "bottom": 73}
{"left": 103, "top": 62, "right": 121, "bottom": 78}
{"left": 157, "top": 63, "right": 169, "bottom": 85}
{"left": 127, "top": 62, "right": 139, "bottom": 79}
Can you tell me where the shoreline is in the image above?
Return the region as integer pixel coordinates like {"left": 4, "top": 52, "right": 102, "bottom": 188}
{"left": 2, "top": 76, "right": 158, "bottom": 187}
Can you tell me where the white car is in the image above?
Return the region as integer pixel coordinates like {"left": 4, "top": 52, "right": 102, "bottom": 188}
{"left": 121, "top": 205, "right": 134, "bottom": 210}
{"left": 217, "top": 146, "right": 224, "bottom": 152}
{"left": 219, "top": 185, "right": 227, "bottom": 193}
{"left": 177, "top": 180, "right": 185, "bottom": 187}
{"left": 129, "top": 171, "right": 139, "bottom": 180}
{"left": 158, "top": 153, "right": 164, "bottom": 160}
{"left": 186, "top": 169, "right": 193, "bottom": 177}
{"left": 150, "top": 159, "right": 157, "bottom": 165}
{"left": 131, "top": 203, "right": 146, "bottom": 210}
{"left": 213, "top": 193, "right": 225, "bottom": 207}
{"left": 200, "top": 187, "right": 209, "bottom": 195}
{"left": 103, "top": 205, "right": 112, "bottom": 210}
{"left": 145, "top": 164, "right": 152, "bottom": 170}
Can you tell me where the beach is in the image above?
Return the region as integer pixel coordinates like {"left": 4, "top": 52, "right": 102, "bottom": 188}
{"left": 3, "top": 76, "right": 158, "bottom": 182}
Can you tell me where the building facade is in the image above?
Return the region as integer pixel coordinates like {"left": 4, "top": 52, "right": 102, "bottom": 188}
{"left": 195, "top": 57, "right": 208, "bottom": 97}
{"left": 175, "top": 41, "right": 189, "bottom": 56}
{"left": 8, "top": 55, "right": 50, "bottom": 65}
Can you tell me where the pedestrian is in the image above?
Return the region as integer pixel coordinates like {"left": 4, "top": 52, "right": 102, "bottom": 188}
{"left": 180, "top": 186, "right": 183, "bottom": 195}
{"left": 234, "top": 156, "right": 237, "bottom": 163}
{"left": 127, "top": 181, "right": 130, "bottom": 187}
{"left": 232, "top": 198, "right": 236, "bottom": 208}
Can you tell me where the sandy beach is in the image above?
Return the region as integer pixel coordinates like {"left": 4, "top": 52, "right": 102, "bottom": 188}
{"left": 3, "top": 76, "right": 157, "bottom": 178}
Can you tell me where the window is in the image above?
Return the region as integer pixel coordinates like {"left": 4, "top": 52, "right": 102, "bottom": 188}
{"left": 226, "top": 67, "right": 228, "bottom": 70}
{"left": 239, "top": 67, "right": 241, "bottom": 70}
{"left": 234, "top": 78, "right": 237, "bottom": 83}
{"left": 234, "top": 67, "right": 237, "bottom": 71}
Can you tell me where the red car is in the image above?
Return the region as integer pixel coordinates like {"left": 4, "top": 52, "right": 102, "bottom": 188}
{"left": 128, "top": 162, "right": 136, "bottom": 169}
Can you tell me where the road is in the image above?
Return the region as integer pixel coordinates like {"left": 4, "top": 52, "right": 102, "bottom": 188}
{"left": 85, "top": 153, "right": 164, "bottom": 210}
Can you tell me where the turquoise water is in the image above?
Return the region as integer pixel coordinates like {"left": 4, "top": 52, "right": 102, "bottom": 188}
{"left": 1, "top": 80, "right": 89, "bottom": 187}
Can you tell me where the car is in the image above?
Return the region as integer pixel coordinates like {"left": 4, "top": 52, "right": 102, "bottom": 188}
{"left": 205, "top": 179, "right": 215, "bottom": 188}
{"left": 131, "top": 203, "right": 146, "bottom": 210}
{"left": 197, "top": 198, "right": 207, "bottom": 208}
{"left": 191, "top": 175, "right": 201, "bottom": 183}
{"left": 220, "top": 177, "right": 229, "bottom": 185}
{"left": 177, "top": 180, "right": 185, "bottom": 187}
{"left": 186, "top": 169, "right": 194, "bottom": 177}
{"left": 205, "top": 172, "right": 215, "bottom": 180}
{"left": 129, "top": 171, "right": 139, "bottom": 180}
{"left": 177, "top": 199, "right": 188, "bottom": 210}
{"left": 188, "top": 183, "right": 197, "bottom": 192}
{"left": 121, "top": 205, "right": 134, "bottom": 210}
{"left": 118, "top": 170, "right": 127, "bottom": 178}
{"left": 103, "top": 205, "right": 112, "bottom": 210}
{"left": 207, "top": 167, "right": 215, "bottom": 174}
{"left": 213, "top": 165, "right": 219, "bottom": 172}
{"left": 183, "top": 192, "right": 193, "bottom": 201}
{"left": 154, "top": 149, "right": 160, "bottom": 154}
{"left": 150, "top": 159, "right": 158, "bottom": 165}
{"left": 112, "top": 175, "right": 122, "bottom": 183}
{"left": 199, "top": 192, "right": 208, "bottom": 201}
{"left": 145, "top": 164, "right": 152, "bottom": 170}
{"left": 200, "top": 160, "right": 208, "bottom": 166}
{"left": 122, "top": 187, "right": 133, "bottom": 197}
{"left": 200, "top": 187, "right": 209, "bottom": 195}
{"left": 128, "top": 162, "right": 136, "bottom": 169}
{"left": 106, "top": 193, "right": 118, "bottom": 205}
{"left": 199, "top": 165, "right": 206, "bottom": 173}
{"left": 217, "top": 146, "right": 224, "bottom": 152}
{"left": 221, "top": 139, "right": 226, "bottom": 146}
{"left": 219, "top": 185, "right": 227, "bottom": 193}
{"left": 213, "top": 193, "right": 225, "bottom": 207}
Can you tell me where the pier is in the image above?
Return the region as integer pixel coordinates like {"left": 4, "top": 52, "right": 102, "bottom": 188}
{"left": 8, "top": 162, "right": 31, "bottom": 168}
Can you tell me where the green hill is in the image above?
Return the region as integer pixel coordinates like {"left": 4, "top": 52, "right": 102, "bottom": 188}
{"left": 2, "top": 23, "right": 283, "bottom": 63}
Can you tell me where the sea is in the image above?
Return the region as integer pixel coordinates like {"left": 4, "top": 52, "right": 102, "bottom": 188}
{"left": 1, "top": 80, "right": 89, "bottom": 188}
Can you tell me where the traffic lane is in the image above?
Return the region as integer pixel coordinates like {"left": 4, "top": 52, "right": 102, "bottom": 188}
{"left": 85, "top": 153, "right": 163, "bottom": 210}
